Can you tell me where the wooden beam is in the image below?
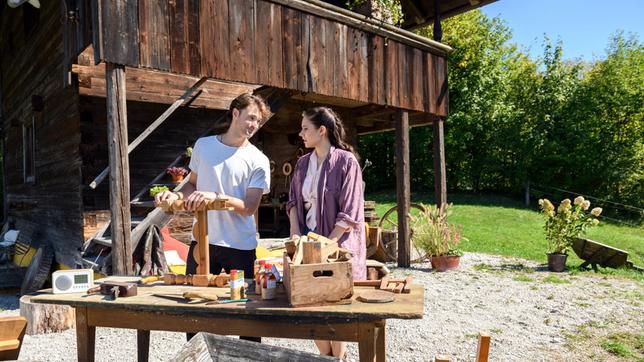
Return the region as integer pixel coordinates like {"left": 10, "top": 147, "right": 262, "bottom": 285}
{"left": 395, "top": 110, "right": 411, "bottom": 267}
{"left": 72, "top": 63, "right": 259, "bottom": 109}
{"left": 89, "top": 77, "right": 208, "bottom": 189}
{"left": 433, "top": 0, "right": 442, "bottom": 42}
{"left": 106, "top": 63, "right": 133, "bottom": 276}
{"left": 433, "top": 118, "right": 447, "bottom": 206}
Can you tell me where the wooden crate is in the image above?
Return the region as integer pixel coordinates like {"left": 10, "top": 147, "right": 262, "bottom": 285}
{"left": 282, "top": 253, "right": 353, "bottom": 307}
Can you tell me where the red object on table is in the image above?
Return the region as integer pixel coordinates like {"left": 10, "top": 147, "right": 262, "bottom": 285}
{"left": 160, "top": 226, "right": 188, "bottom": 262}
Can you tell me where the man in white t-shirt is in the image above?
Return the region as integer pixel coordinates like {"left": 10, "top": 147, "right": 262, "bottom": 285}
{"left": 155, "top": 92, "right": 270, "bottom": 282}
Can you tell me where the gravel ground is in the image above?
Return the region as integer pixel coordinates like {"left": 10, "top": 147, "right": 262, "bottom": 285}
{"left": 1, "top": 252, "right": 642, "bottom": 361}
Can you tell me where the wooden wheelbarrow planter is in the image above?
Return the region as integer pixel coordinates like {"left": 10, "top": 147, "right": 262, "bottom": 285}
{"left": 572, "top": 238, "right": 643, "bottom": 272}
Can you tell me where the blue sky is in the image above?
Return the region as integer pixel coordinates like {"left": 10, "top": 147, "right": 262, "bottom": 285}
{"left": 481, "top": 0, "right": 643, "bottom": 61}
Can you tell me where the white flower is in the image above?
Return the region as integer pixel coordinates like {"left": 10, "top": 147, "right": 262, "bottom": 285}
{"left": 574, "top": 196, "right": 585, "bottom": 206}
{"left": 581, "top": 200, "right": 591, "bottom": 210}
{"left": 591, "top": 207, "right": 602, "bottom": 217}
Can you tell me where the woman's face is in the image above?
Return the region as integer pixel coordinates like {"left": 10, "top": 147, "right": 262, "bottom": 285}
{"left": 299, "top": 116, "right": 326, "bottom": 148}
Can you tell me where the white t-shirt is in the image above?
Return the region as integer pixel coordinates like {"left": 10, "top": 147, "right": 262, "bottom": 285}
{"left": 189, "top": 136, "right": 270, "bottom": 250}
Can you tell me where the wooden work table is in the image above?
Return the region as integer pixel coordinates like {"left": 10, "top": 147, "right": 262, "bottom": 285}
{"left": 31, "top": 282, "right": 424, "bottom": 362}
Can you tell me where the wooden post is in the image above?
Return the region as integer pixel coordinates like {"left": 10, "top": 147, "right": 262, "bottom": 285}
{"left": 433, "top": 118, "right": 447, "bottom": 206}
{"left": 106, "top": 63, "right": 133, "bottom": 275}
{"left": 433, "top": 0, "right": 442, "bottom": 42}
{"left": 395, "top": 110, "right": 411, "bottom": 267}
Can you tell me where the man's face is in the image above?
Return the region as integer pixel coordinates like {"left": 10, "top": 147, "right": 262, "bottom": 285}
{"left": 231, "top": 103, "right": 261, "bottom": 138}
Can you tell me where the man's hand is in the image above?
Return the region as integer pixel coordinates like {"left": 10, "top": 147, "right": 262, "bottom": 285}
{"left": 155, "top": 190, "right": 179, "bottom": 205}
{"left": 184, "top": 191, "right": 219, "bottom": 211}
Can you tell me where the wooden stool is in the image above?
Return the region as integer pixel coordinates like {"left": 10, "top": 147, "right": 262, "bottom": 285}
{"left": 0, "top": 316, "right": 27, "bottom": 360}
{"left": 435, "top": 332, "right": 491, "bottom": 362}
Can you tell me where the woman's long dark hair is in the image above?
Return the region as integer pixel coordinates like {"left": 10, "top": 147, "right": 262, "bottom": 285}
{"left": 302, "top": 107, "right": 359, "bottom": 160}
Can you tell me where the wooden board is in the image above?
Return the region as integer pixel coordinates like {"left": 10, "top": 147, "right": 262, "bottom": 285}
{"left": 357, "top": 290, "right": 394, "bottom": 303}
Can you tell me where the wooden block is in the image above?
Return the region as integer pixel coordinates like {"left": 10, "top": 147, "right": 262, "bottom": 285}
{"left": 164, "top": 273, "right": 176, "bottom": 285}
{"left": 393, "top": 283, "right": 404, "bottom": 293}
{"left": 303, "top": 241, "right": 322, "bottom": 264}
{"left": 19, "top": 296, "right": 73, "bottom": 335}
{"left": 353, "top": 280, "right": 382, "bottom": 287}
{"left": 357, "top": 290, "right": 394, "bottom": 303}
{"left": 379, "top": 277, "right": 389, "bottom": 290}
{"left": 191, "top": 274, "right": 210, "bottom": 287}
{"left": 293, "top": 236, "right": 307, "bottom": 265}
{"left": 367, "top": 267, "right": 379, "bottom": 280}
{"left": 175, "top": 274, "right": 187, "bottom": 285}
{"left": 435, "top": 356, "right": 450, "bottom": 362}
{"left": 402, "top": 276, "right": 413, "bottom": 294}
{"left": 476, "top": 332, "right": 491, "bottom": 362}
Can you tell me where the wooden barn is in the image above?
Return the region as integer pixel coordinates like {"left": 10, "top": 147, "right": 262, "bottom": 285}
{"left": 0, "top": 0, "right": 496, "bottom": 286}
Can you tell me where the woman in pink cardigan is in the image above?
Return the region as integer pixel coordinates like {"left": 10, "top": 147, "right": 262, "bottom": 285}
{"left": 287, "top": 106, "right": 366, "bottom": 359}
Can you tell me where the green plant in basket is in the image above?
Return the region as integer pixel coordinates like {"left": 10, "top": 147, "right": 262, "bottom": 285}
{"left": 149, "top": 185, "right": 169, "bottom": 198}
{"left": 539, "top": 196, "right": 602, "bottom": 255}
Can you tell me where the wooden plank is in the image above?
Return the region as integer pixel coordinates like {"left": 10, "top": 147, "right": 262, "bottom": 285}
{"left": 426, "top": 53, "right": 436, "bottom": 114}
{"left": 187, "top": 0, "right": 201, "bottom": 75}
{"left": 170, "top": 332, "right": 335, "bottom": 361}
{"left": 395, "top": 110, "right": 410, "bottom": 267}
{"left": 307, "top": 16, "right": 322, "bottom": 93}
{"left": 106, "top": 63, "right": 133, "bottom": 275}
{"left": 229, "top": 0, "right": 256, "bottom": 84}
{"left": 436, "top": 55, "right": 448, "bottom": 116}
{"left": 254, "top": 1, "right": 271, "bottom": 85}
{"left": 282, "top": 7, "right": 301, "bottom": 89}
{"left": 385, "top": 40, "right": 399, "bottom": 106}
{"left": 299, "top": 13, "right": 311, "bottom": 91}
{"left": 200, "top": 0, "right": 230, "bottom": 79}
{"left": 139, "top": 0, "right": 171, "bottom": 70}
{"left": 347, "top": 27, "right": 360, "bottom": 101}
{"left": 266, "top": 3, "right": 285, "bottom": 88}
{"left": 433, "top": 118, "right": 447, "bottom": 206}
{"left": 398, "top": 45, "right": 410, "bottom": 109}
{"left": 170, "top": 0, "right": 188, "bottom": 74}
{"left": 367, "top": 35, "right": 385, "bottom": 105}
{"left": 332, "top": 22, "right": 349, "bottom": 98}
{"left": 411, "top": 48, "right": 424, "bottom": 111}
{"left": 356, "top": 30, "right": 369, "bottom": 103}
{"left": 99, "top": 0, "right": 139, "bottom": 66}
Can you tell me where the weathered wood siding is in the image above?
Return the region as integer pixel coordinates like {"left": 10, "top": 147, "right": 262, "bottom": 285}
{"left": 0, "top": 1, "right": 83, "bottom": 267}
{"left": 94, "top": 0, "right": 448, "bottom": 115}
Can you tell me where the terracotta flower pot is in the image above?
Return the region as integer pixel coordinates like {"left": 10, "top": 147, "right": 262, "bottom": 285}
{"left": 430, "top": 255, "right": 460, "bottom": 272}
{"left": 547, "top": 253, "right": 567, "bottom": 272}
{"left": 171, "top": 174, "right": 184, "bottom": 184}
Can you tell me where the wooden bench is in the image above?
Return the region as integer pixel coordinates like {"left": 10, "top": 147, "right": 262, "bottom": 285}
{"left": 0, "top": 316, "right": 27, "bottom": 360}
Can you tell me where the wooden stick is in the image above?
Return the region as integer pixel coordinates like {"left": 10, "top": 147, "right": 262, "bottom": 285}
{"left": 476, "top": 333, "right": 491, "bottom": 362}
{"left": 302, "top": 241, "right": 322, "bottom": 264}
{"left": 435, "top": 356, "right": 450, "bottom": 362}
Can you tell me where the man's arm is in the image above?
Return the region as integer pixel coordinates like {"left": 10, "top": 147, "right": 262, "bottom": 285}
{"left": 154, "top": 171, "right": 198, "bottom": 204}
{"left": 224, "top": 188, "right": 264, "bottom": 217}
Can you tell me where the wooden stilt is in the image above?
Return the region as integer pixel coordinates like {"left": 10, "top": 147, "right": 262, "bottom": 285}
{"left": 433, "top": 118, "right": 447, "bottom": 206}
{"left": 106, "top": 62, "right": 133, "bottom": 275}
{"left": 395, "top": 110, "right": 411, "bottom": 267}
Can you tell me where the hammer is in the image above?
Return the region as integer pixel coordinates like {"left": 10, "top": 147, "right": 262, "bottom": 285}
{"left": 87, "top": 281, "right": 138, "bottom": 299}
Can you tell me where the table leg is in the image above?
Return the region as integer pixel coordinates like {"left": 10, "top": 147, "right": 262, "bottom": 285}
{"left": 75, "top": 307, "right": 95, "bottom": 362}
{"left": 358, "top": 322, "right": 377, "bottom": 362}
{"left": 137, "top": 330, "right": 150, "bottom": 362}
{"left": 376, "top": 320, "right": 386, "bottom": 362}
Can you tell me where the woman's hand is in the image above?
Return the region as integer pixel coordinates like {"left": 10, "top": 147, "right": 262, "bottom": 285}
{"left": 184, "top": 191, "right": 219, "bottom": 211}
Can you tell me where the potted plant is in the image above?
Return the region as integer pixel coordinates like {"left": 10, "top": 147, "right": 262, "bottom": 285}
{"left": 149, "top": 185, "right": 169, "bottom": 198}
{"left": 412, "top": 203, "right": 464, "bottom": 272}
{"left": 539, "top": 196, "right": 602, "bottom": 272}
{"left": 166, "top": 167, "right": 188, "bottom": 184}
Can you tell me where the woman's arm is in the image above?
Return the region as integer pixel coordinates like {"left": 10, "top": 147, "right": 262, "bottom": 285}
{"left": 289, "top": 207, "right": 301, "bottom": 238}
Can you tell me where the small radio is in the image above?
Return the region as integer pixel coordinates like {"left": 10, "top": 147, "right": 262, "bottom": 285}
{"left": 52, "top": 269, "right": 94, "bottom": 294}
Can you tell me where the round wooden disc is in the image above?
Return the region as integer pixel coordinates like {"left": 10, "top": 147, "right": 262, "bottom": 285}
{"left": 357, "top": 290, "right": 395, "bottom": 303}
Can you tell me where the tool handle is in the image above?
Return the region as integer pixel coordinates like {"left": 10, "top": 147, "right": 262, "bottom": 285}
{"left": 182, "top": 291, "right": 220, "bottom": 301}
{"left": 139, "top": 276, "right": 161, "bottom": 285}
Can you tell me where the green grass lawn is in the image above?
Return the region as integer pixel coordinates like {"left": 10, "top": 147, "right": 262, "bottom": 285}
{"left": 368, "top": 192, "right": 644, "bottom": 274}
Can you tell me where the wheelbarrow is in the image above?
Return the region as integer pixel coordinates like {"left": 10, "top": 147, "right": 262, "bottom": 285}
{"left": 572, "top": 238, "right": 643, "bottom": 272}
